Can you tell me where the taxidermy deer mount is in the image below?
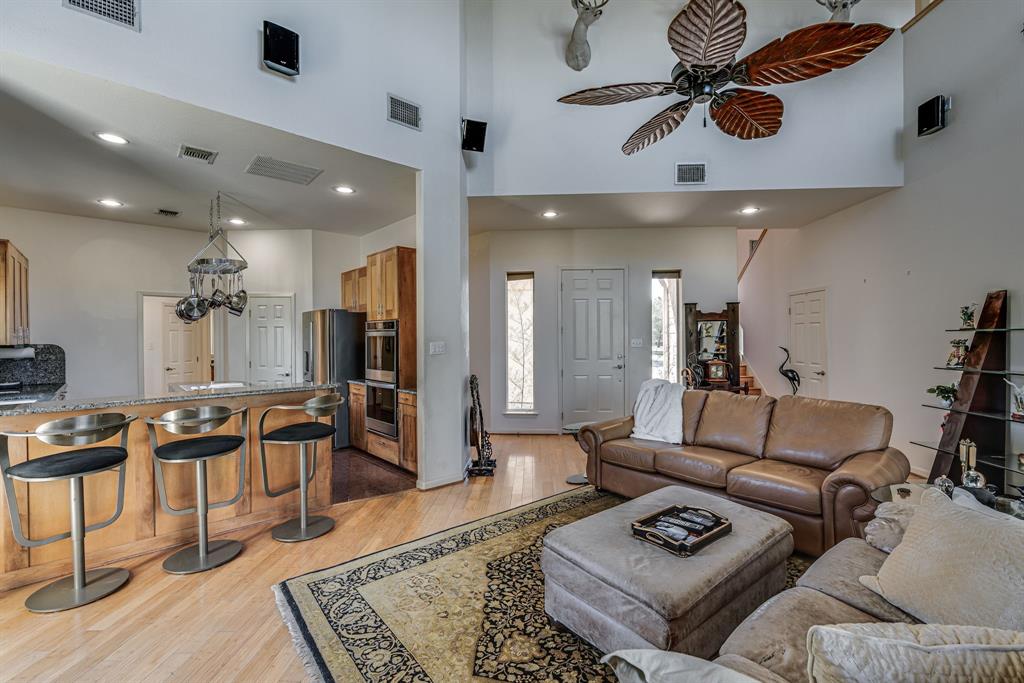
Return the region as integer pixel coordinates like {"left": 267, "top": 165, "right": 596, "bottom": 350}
{"left": 566, "top": 0, "right": 609, "bottom": 72}
{"left": 816, "top": 0, "right": 862, "bottom": 22}
{"left": 558, "top": 0, "right": 893, "bottom": 154}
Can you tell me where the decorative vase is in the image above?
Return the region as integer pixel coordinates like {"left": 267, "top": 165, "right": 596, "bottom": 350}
{"left": 962, "top": 468, "right": 986, "bottom": 489}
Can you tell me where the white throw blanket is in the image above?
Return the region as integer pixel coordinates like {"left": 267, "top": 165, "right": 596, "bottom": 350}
{"left": 630, "top": 379, "right": 685, "bottom": 444}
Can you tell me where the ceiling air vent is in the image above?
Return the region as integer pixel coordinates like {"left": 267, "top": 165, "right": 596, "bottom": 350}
{"left": 245, "top": 155, "right": 323, "bottom": 185}
{"left": 154, "top": 209, "right": 180, "bottom": 217}
{"left": 387, "top": 94, "right": 422, "bottom": 131}
{"left": 62, "top": 0, "right": 140, "bottom": 32}
{"left": 178, "top": 144, "right": 218, "bottom": 165}
{"left": 675, "top": 162, "right": 707, "bottom": 185}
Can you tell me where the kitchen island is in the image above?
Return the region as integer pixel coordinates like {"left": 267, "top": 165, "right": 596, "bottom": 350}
{"left": 0, "top": 383, "right": 338, "bottom": 591}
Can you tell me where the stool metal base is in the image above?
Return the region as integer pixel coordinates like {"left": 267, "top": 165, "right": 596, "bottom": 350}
{"left": 271, "top": 515, "right": 334, "bottom": 543}
{"left": 25, "top": 567, "right": 130, "bottom": 613}
{"left": 565, "top": 473, "right": 589, "bottom": 485}
{"left": 162, "top": 539, "right": 243, "bottom": 575}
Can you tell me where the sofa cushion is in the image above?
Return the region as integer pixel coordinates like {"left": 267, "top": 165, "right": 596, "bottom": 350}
{"left": 602, "top": 438, "right": 662, "bottom": 473}
{"left": 694, "top": 392, "right": 776, "bottom": 458}
{"left": 764, "top": 395, "right": 892, "bottom": 470}
{"left": 796, "top": 538, "right": 917, "bottom": 623}
{"left": 602, "top": 650, "right": 761, "bottom": 683}
{"left": 719, "top": 587, "right": 877, "bottom": 683}
{"left": 683, "top": 390, "right": 709, "bottom": 445}
{"left": 727, "top": 459, "right": 827, "bottom": 515}
{"left": 655, "top": 446, "right": 756, "bottom": 489}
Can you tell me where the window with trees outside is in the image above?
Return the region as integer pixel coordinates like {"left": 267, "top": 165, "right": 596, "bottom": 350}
{"left": 652, "top": 271, "right": 681, "bottom": 382}
{"left": 506, "top": 272, "right": 535, "bottom": 412}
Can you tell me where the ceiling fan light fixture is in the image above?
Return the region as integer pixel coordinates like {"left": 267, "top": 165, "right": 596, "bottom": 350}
{"left": 95, "top": 132, "right": 129, "bottom": 145}
{"left": 542, "top": 210, "right": 559, "bottom": 218}
{"left": 740, "top": 206, "right": 760, "bottom": 215}
{"left": 97, "top": 198, "right": 124, "bottom": 207}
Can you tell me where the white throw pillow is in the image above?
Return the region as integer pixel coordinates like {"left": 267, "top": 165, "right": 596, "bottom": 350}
{"left": 859, "top": 488, "right": 1024, "bottom": 630}
{"left": 602, "top": 650, "right": 758, "bottom": 683}
{"left": 807, "top": 623, "right": 1024, "bottom": 683}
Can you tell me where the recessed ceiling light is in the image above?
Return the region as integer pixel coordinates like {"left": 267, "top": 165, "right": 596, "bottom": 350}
{"left": 228, "top": 217, "right": 246, "bottom": 225}
{"left": 333, "top": 185, "right": 355, "bottom": 195}
{"left": 542, "top": 210, "right": 559, "bottom": 218}
{"left": 95, "top": 132, "right": 129, "bottom": 145}
{"left": 97, "top": 198, "right": 124, "bottom": 207}
{"left": 740, "top": 206, "right": 760, "bottom": 215}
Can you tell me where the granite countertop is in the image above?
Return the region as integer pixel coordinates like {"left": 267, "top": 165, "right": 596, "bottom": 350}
{"left": 347, "top": 379, "right": 416, "bottom": 394}
{"left": 0, "top": 382, "right": 339, "bottom": 417}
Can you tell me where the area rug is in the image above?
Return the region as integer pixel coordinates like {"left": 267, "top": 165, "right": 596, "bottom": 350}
{"left": 274, "top": 488, "right": 810, "bottom": 682}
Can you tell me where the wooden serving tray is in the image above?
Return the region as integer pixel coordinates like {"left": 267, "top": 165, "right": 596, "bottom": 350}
{"left": 631, "top": 504, "right": 732, "bottom": 557}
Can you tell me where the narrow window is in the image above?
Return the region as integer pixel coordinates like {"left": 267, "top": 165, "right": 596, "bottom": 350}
{"left": 506, "top": 272, "right": 535, "bottom": 412}
{"left": 651, "top": 271, "right": 682, "bottom": 382}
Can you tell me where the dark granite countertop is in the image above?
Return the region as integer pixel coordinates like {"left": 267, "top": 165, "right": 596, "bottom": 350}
{"left": 347, "top": 379, "right": 416, "bottom": 394}
{"left": 0, "top": 382, "right": 338, "bottom": 417}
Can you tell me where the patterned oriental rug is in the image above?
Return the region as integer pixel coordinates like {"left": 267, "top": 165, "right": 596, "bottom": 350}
{"left": 274, "top": 488, "right": 811, "bottom": 683}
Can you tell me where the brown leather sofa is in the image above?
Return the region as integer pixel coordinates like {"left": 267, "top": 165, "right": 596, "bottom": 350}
{"left": 579, "top": 390, "right": 911, "bottom": 556}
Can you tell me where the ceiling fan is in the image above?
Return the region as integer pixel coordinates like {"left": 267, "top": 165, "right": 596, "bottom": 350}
{"left": 558, "top": 0, "right": 894, "bottom": 155}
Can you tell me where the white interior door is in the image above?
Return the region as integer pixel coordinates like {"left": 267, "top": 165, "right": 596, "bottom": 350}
{"left": 162, "top": 302, "right": 201, "bottom": 391}
{"left": 248, "top": 297, "right": 294, "bottom": 387}
{"left": 789, "top": 289, "right": 828, "bottom": 398}
{"left": 561, "top": 269, "right": 626, "bottom": 427}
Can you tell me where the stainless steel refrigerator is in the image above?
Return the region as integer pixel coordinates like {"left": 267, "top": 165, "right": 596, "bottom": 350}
{"left": 302, "top": 309, "right": 366, "bottom": 449}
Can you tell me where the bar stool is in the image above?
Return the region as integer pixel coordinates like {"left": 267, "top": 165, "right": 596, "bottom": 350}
{"left": 0, "top": 413, "right": 136, "bottom": 612}
{"left": 258, "top": 393, "right": 344, "bottom": 542}
{"left": 145, "top": 406, "right": 247, "bottom": 574}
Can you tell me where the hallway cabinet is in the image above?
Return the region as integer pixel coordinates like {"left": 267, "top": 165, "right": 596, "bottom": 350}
{"left": 0, "top": 241, "right": 29, "bottom": 345}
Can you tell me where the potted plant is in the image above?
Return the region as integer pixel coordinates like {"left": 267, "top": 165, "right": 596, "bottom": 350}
{"left": 927, "top": 382, "right": 958, "bottom": 408}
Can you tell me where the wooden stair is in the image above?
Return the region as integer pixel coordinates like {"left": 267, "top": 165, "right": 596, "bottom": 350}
{"left": 739, "top": 362, "right": 763, "bottom": 396}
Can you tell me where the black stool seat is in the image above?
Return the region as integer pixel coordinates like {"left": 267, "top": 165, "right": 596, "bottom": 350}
{"left": 6, "top": 447, "right": 128, "bottom": 481}
{"left": 154, "top": 435, "right": 244, "bottom": 462}
{"left": 262, "top": 422, "right": 336, "bottom": 443}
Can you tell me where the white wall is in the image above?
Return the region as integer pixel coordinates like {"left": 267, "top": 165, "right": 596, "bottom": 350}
{"left": 470, "top": 226, "right": 737, "bottom": 433}
{"left": 0, "top": 206, "right": 205, "bottom": 395}
{"left": 739, "top": 0, "right": 1024, "bottom": 477}
{"left": 359, "top": 215, "right": 417, "bottom": 260}
{"left": 466, "top": 0, "right": 913, "bottom": 197}
{"left": 2, "top": 0, "right": 469, "bottom": 488}
{"left": 312, "top": 230, "right": 363, "bottom": 310}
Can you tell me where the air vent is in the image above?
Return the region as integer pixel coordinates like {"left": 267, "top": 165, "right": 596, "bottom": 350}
{"left": 675, "top": 163, "right": 707, "bottom": 185}
{"left": 62, "top": 0, "right": 140, "bottom": 31}
{"left": 245, "top": 155, "right": 323, "bottom": 185}
{"left": 154, "top": 209, "right": 180, "bottom": 217}
{"left": 387, "top": 94, "right": 422, "bottom": 131}
{"left": 178, "top": 144, "right": 218, "bottom": 165}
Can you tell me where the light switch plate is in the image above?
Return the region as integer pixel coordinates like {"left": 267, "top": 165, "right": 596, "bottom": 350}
{"left": 429, "top": 341, "right": 447, "bottom": 356}
{"left": 630, "top": 338, "right": 643, "bottom": 348}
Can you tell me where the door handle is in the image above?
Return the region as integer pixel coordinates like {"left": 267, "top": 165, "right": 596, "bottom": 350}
{"left": 278, "top": 372, "right": 291, "bottom": 377}
{"left": 614, "top": 364, "right": 625, "bottom": 370}
{"left": 165, "top": 367, "right": 173, "bottom": 372}
{"left": 814, "top": 371, "right": 826, "bottom": 376}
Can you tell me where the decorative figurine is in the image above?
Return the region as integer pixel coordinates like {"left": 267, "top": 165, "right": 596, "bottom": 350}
{"left": 926, "top": 382, "right": 958, "bottom": 408}
{"left": 959, "top": 303, "right": 978, "bottom": 329}
{"left": 934, "top": 474, "right": 955, "bottom": 496}
{"left": 1004, "top": 378, "right": 1024, "bottom": 421}
{"left": 946, "top": 339, "right": 969, "bottom": 368}
{"left": 959, "top": 440, "right": 986, "bottom": 488}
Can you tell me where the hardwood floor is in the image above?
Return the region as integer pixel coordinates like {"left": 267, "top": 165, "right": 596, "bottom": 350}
{"left": 0, "top": 434, "right": 585, "bottom": 682}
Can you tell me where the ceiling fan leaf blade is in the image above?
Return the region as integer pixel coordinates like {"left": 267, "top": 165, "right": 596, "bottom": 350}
{"left": 558, "top": 82, "right": 677, "bottom": 106}
{"left": 621, "top": 101, "right": 693, "bottom": 155}
{"left": 710, "top": 89, "right": 783, "bottom": 140}
{"left": 735, "top": 22, "right": 895, "bottom": 86}
{"left": 668, "top": 0, "right": 747, "bottom": 72}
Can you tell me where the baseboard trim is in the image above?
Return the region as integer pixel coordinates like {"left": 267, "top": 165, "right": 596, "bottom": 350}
{"left": 489, "top": 429, "right": 561, "bottom": 435}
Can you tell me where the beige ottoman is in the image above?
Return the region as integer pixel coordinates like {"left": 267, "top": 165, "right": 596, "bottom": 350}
{"left": 542, "top": 486, "right": 793, "bottom": 659}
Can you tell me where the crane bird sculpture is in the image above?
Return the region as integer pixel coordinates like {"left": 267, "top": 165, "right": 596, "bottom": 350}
{"left": 778, "top": 346, "right": 801, "bottom": 395}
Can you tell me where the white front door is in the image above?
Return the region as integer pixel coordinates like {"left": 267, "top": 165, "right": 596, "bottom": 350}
{"left": 789, "top": 289, "right": 828, "bottom": 398}
{"left": 162, "top": 302, "right": 202, "bottom": 391}
{"left": 561, "top": 269, "right": 626, "bottom": 428}
{"left": 248, "top": 297, "right": 294, "bottom": 387}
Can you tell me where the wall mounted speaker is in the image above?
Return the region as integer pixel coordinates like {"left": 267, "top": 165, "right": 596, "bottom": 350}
{"left": 462, "top": 119, "right": 487, "bottom": 152}
{"left": 263, "top": 21, "right": 299, "bottom": 77}
{"left": 918, "top": 95, "right": 950, "bottom": 137}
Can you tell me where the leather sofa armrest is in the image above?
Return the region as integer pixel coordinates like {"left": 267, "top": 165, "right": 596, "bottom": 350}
{"left": 821, "top": 447, "right": 911, "bottom": 549}
{"left": 578, "top": 416, "right": 634, "bottom": 489}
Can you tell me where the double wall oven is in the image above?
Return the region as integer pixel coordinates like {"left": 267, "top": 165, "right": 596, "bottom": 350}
{"left": 366, "top": 321, "right": 399, "bottom": 437}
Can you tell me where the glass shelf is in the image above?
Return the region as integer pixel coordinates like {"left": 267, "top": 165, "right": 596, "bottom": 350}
{"left": 932, "top": 367, "right": 1024, "bottom": 376}
{"left": 910, "top": 442, "right": 1024, "bottom": 477}
{"left": 921, "top": 404, "right": 1023, "bottom": 422}
{"left": 944, "top": 328, "right": 1024, "bottom": 333}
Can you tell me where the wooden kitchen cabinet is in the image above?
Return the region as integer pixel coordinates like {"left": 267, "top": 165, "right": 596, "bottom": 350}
{"left": 340, "top": 266, "right": 367, "bottom": 313}
{"left": 367, "top": 246, "right": 417, "bottom": 388}
{"left": 0, "top": 241, "right": 29, "bottom": 346}
{"left": 398, "top": 392, "right": 417, "bottom": 473}
{"left": 348, "top": 382, "right": 367, "bottom": 451}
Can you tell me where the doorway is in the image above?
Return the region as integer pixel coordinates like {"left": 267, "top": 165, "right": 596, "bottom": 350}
{"left": 246, "top": 296, "right": 294, "bottom": 388}
{"left": 140, "top": 295, "right": 212, "bottom": 393}
{"left": 788, "top": 289, "right": 828, "bottom": 398}
{"left": 560, "top": 268, "right": 626, "bottom": 428}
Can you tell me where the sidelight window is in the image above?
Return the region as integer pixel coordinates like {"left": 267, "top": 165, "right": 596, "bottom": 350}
{"left": 506, "top": 272, "right": 535, "bottom": 412}
{"left": 651, "top": 271, "right": 681, "bottom": 382}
